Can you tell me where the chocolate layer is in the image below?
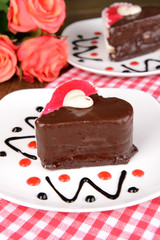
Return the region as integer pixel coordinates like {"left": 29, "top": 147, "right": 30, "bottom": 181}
{"left": 35, "top": 94, "right": 138, "bottom": 170}
{"left": 108, "top": 6, "right": 160, "bottom": 61}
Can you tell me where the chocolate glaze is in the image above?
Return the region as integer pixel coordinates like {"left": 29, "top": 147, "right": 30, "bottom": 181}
{"left": 35, "top": 94, "right": 138, "bottom": 170}
{"left": 108, "top": 6, "right": 160, "bottom": 61}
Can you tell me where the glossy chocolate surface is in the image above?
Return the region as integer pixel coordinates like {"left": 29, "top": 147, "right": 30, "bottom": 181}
{"left": 35, "top": 94, "right": 138, "bottom": 170}
{"left": 108, "top": 6, "right": 160, "bottom": 61}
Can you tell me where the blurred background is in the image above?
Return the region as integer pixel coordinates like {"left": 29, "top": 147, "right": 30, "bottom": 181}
{"left": 64, "top": 0, "right": 160, "bottom": 30}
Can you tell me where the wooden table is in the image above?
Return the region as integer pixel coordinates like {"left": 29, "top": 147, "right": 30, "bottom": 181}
{"left": 0, "top": 0, "right": 159, "bottom": 100}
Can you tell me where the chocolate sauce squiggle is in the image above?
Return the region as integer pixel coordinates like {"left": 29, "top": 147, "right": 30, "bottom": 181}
{"left": 4, "top": 116, "right": 38, "bottom": 159}
{"left": 25, "top": 116, "right": 37, "bottom": 129}
{"left": 5, "top": 136, "right": 37, "bottom": 160}
{"left": 46, "top": 170, "right": 126, "bottom": 203}
{"left": 121, "top": 59, "right": 160, "bottom": 73}
{"left": 72, "top": 35, "right": 102, "bottom": 62}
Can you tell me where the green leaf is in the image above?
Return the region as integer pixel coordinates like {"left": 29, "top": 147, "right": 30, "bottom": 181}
{"left": 0, "top": 10, "right": 15, "bottom": 39}
{"left": 20, "top": 28, "right": 42, "bottom": 42}
{"left": 0, "top": 0, "right": 10, "bottom": 3}
{"left": 0, "top": 0, "right": 9, "bottom": 34}
{"left": 0, "top": 11, "right": 8, "bottom": 33}
{"left": 0, "top": 2, "right": 8, "bottom": 12}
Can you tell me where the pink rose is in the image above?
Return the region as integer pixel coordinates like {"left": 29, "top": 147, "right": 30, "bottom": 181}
{"left": 7, "top": 0, "right": 37, "bottom": 33}
{"left": 27, "top": 0, "right": 66, "bottom": 33}
{"left": 17, "top": 35, "right": 69, "bottom": 83}
{"left": 7, "top": 0, "right": 66, "bottom": 33}
{"left": 0, "top": 35, "right": 17, "bottom": 83}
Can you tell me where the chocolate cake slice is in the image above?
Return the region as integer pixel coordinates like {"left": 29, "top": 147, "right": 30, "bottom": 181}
{"left": 102, "top": 3, "right": 160, "bottom": 61}
{"left": 35, "top": 93, "right": 138, "bottom": 170}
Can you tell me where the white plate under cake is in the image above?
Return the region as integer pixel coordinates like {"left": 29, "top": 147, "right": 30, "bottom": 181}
{"left": 0, "top": 88, "right": 160, "bottom": 212}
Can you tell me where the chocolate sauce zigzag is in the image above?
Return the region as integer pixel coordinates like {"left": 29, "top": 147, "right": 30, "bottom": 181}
{"left": 121, "top": 58, "right": 160, "bottom": 73}
{"left": 72, "top": 35, "right": 102, "bottom": 62}
{"left": 25, "top": 116, "right": 37, "bottom": 129}
{"left": 45, "top": 170, "right": 127, "bottom": 203}
{"left": 4, "top": 116, "right": 38, "bottom": 160}
{"left": 5, "top": 135, "right": 37, "bottom": 160}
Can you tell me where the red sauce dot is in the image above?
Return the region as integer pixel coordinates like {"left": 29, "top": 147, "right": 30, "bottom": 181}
{"left": 28, "top": 141, "right": 37, "bottom": 149}
{"left": 91, "top": 52, "right": 98, "bottom": 56}
{"left": 27, "top": 177, "right": 41, "bottom": 186}
{"left": 58, "top": 174, "right": 70, "bottom": 182}
{"left": 98, "top": 171, "right": 112, "bottom": 180}
{"left": 94, "top": 32, "right": 101, "bottom": 35}
{"left": 130, "top": 61, "right": 139, "bottom": 66}
{"left": 91, "top": 40, "right": 98, "bottom": 44}
{"left": 105, "top": 67, "right": 114, "bottom": 71}
{"left": 132, "top": 169, "right": 144, "bottom": 177}
{"left": 19, "top": 158, "right": 31, "bottom": 167}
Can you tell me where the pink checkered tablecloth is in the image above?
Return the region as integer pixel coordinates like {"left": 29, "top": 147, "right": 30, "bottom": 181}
{"left": 1, "top": 67, "right": 160, "bottom": 240}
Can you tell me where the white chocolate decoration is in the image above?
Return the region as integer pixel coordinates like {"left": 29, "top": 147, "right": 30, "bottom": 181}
{"left": 63, "top": 89, "right": 94, "bottom": 108}
{"left": 117, "top": 5, "right": 142, "bottom": 16}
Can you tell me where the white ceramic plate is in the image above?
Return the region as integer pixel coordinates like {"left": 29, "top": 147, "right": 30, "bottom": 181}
{"left": 62, "top": 18, "right": 160, "bottom": 77}
{"left": 0, "top": 88, "right": 160, "bottom": 212}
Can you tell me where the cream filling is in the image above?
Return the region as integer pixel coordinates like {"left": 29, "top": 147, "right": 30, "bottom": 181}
{"left": 63, "top": 89, "right": 93, "bottom": 108}
{"left": 117, "top": 5, "right": 142, "bottom": 16}
{"left": 101, "top": 9, "right": 115, "bottom": 58}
